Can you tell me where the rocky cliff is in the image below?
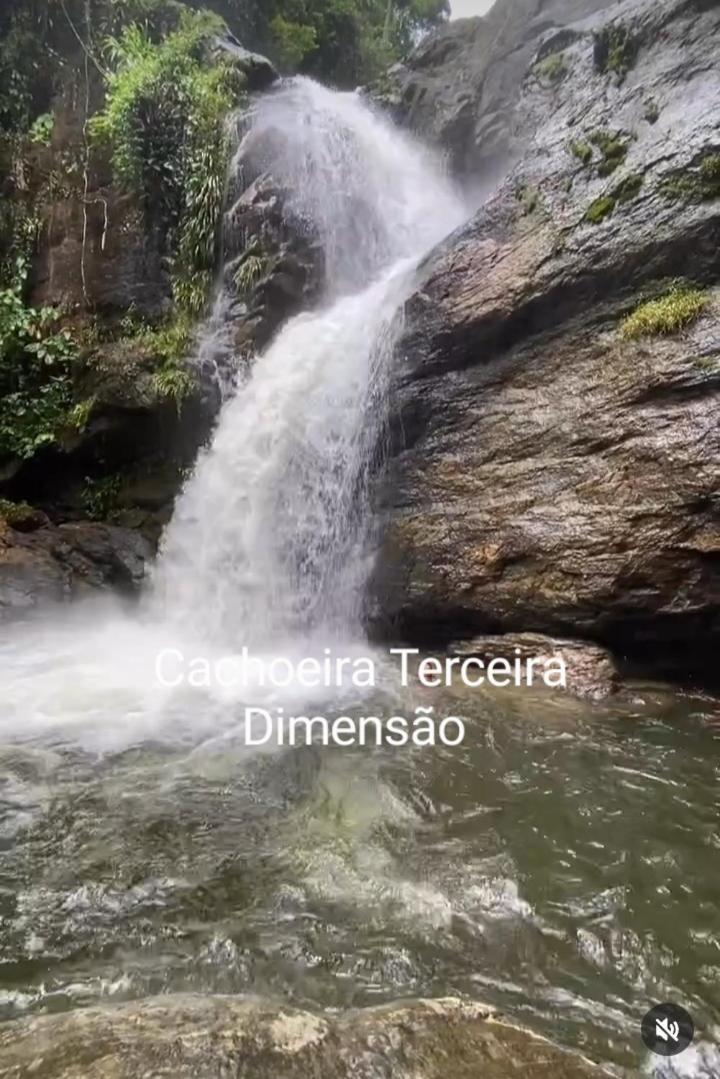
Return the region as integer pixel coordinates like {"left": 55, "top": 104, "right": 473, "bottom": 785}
{"left": 373, "top": 0, "right": 720, "bottom": 681}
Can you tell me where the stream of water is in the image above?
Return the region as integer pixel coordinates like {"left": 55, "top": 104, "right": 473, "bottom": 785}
{"left": 1, "top": 79, "right": 719, "bottom": 1077}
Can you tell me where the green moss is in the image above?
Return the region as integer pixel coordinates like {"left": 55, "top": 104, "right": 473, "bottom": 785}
{"left": 692, "top": 354, "right": 720, "bottom": 372}
{"left": 619, "top": 285, "right": 709, "bottom": 339}
{"left": 594, "top": 24, "right": 639, "bottom": 83}
{"left": 699, "top": 153, "right": 720, "bottom": 195}
{"left": 533, "top": 52, "right": 568, "bottom": 84}
{"left": 613, "top": 172, "right": 644, "bottom": 203}
{"left": 662, "top": 154, "right": 720, "bottom": 202}
{"left": 643, "top": 98, "right": 660, "bottom": 124}
{"left": 585, "top": 195, "right": 616, "bottom": 224}
{"left": 569, "top": 139, "right": 593, "bottom": 166}
{"left": 590, "top": 130, "right": 630, "bottom": 176}
{"left": 514, "top": 183, "right": 542, "bottom": 216}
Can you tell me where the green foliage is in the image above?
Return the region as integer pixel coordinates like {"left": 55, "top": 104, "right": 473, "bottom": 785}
{"left": 151, "top": 364, "right": 196, "bottom": 411}
{"left": 594, "top": 24, "right": 639, "bottom": 83}
{"left": 533, "top": 52, "right": 568, "bottom": 85}
{"left": 82, "top": 474, "right": 122, "bottom": 521}
{"left": 92, "top": 10, "right": 237, "bottom": 316}
{"left": 270, "top": 14, "right": 317, "bottom": 68}
{"left": 590, "top": 130, "right": 629, "bottom": 176}
{"left": 243, "top": 0, "right": 449, "bottom": 86}
{"left": 699, "top": 153, "right": 720, "bottom": 194}
{"left": 67, "top": 396, "right": 96, "bottom": 433}
{"left": 585, "top": 195, "right": 616, "bottom": 224}
{"left": 0, "top": 281, "right": 79, "bottom": 459}
{"left": 661, "top": 154, "right": 720, "bottom": 202}
{"left": 138, "top": 315, "right": 194, "bottom": 363}
{"left": 0, "top": 497, "right": 35, "bottom": 527}
{"left": 234, "top": 247, "right": 268, "bottom": 293}
{"left": 569, "top": 139, "right": 593, "bottom": 166}
{"left": 28, "top": 112, "right": 53, "bottom": 145}
{"left": 619, "top": 285, "right": 709, "bottom": 340}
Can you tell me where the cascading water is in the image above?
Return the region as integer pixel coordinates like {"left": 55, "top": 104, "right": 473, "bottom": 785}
{"left": 0, "top": 77, "right": 465, "bottom": 750}
{"left": 152, "top": 78, "right": 465, "bottom": 647}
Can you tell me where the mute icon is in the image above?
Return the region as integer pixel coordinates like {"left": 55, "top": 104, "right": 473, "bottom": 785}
{"left": 642, "top": 1003, "right": 693, "bottom": 1057}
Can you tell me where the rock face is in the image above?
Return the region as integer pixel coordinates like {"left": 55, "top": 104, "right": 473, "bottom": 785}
{"left": 0, "top": 995, "right": 609, "bottom": 1079}
{"left": 0, "top": 517, "right": 151, "bottom": 616}
{"left": 373, "top": 0, "right": 720, "bottom": 680}
{"left": 222, "top": 169, "right": 325, "bottom": 360}
{"left": 373, "top": 0, "right": 614, "bottom": 180}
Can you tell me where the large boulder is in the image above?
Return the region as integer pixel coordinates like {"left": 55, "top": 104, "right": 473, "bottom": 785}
{"left": 373, "top": 0, "right": 720, "bottom": 679}
{"left": 0, "top": 995, "right": 609, "bottom": 1079}
{"left": 0, "top": 515, "right": 151, "bottom": 616}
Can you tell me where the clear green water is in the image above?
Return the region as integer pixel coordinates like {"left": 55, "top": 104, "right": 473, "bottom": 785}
{"left": 1, "top": 678, "right": 719, "bottom": 1074}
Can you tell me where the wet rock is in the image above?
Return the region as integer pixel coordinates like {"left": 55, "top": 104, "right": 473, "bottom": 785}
{"left": 0, "top": 518, "right": 151, "bottom": 616}
{"left": 0, "top": 995, "right": 609, "bottom": 1079}
{"left": 214, "top": 35, "right": 278, "bottom": 91}
{"left": 31, "top": 89, "right": 170, "bottom": 319}
{"left": 219, "top": 145, "right": 325, "bottom": 360}
{"left": 451, "top": 634, "right": 620, "bottom": 700}
{"left": 371, "top": 0, "right": 614, "bottom": 180}
{"left": 374, "top": 0, "right": 720, "bottom": 681}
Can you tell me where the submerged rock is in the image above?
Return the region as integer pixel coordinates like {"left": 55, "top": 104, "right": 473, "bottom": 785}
{"left": 450, "top": 634, "right": 620, "bottom": 701}
{"left": 0, "top": 518, "right": 151, "bottom": 616}
{"left": 0, "top": 995, "right": 609, "bottom": 1079}
{"left": 374, "top": 0, "right": 720, "bottom": 681}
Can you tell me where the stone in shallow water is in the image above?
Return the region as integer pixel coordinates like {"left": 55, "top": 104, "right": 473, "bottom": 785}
{"left": 0, "top": 995, "right": 611, "bottom": 1078}
{"left": 450, "top": 633, "right": 620, "bottom": 701}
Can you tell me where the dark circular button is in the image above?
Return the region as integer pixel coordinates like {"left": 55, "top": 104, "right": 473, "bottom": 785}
{"left": 641, "top": 1003, "right": 694, "bottom": 1057}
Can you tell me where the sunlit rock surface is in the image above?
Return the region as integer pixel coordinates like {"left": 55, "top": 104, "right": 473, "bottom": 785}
{"left": 0, "top": 996, "right": 610, "bottom": 1079}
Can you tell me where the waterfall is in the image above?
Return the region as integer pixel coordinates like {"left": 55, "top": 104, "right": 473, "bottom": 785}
{"left": 0, "top": 78, "right": 464, "bottom": 752}
{"left": 152, "top": 78, "right": 464, "bottom": 648}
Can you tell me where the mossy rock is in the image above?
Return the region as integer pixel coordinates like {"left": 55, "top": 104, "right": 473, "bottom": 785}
{"left": 593, "top": 24, "right": 639, "bottom": 82}
{"left": 619, "top": 285, "right": 709, "bottom": 339}
{"left": 533, "top": 52, "right": 569, "bottom": 85}
{"left": 585, "top": 195, "right": 616, "bottom": 224}
{"left": 590, "top": 131, "right": 630, "bottom": 176}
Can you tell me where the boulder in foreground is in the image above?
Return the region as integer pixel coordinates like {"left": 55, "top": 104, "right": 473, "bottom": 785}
{"left": 0, "top": 995, "right": 610, "bottom": 1079}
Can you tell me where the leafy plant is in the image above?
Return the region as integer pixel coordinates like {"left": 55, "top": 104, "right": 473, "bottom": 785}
{"left": 151, "top": 364, "right": 196, "bottom": 411}
{"left": 92, "top": 10, "right": 237, "bottom": 316}
{"left": 620, "top": 285, "right": 709, "bottom": 339}
{"left": 594, "top": 24, "right": 639, "bottom": 83}
{"left": 569, "top": 139, "right": 593, "bottom": 166}
{"left": 590, "top": 130, "right": 630, "bottom": 177}
{"left": 533, "top": 52, "right": 568, "bottom": 85}
{"left": 82, "top": 474, "right": 122, "bottom": 521}
{"left": 234, "top": 248, "right": 268, "bottom": 293}
{"left": 67, "top": 396, "right": 97, "bottom": 433}
{"left": 28, "top": 112, "right": 53, "bottom": 145}
{"left": 270, "top": 14, "right": 318, "bottom": 69}
{"left": 0, "top": 259, "right": 79, "bottom": 460}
